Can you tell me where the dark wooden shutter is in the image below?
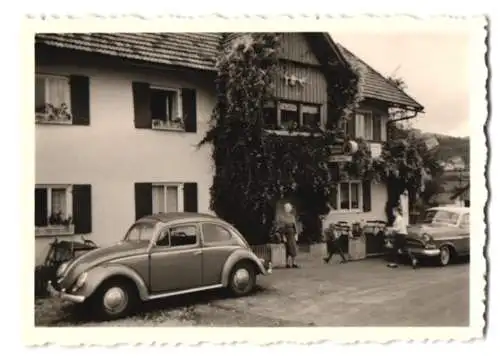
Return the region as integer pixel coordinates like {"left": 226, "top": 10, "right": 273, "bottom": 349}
{"left": 362, "top": 180, "right": 372, "bottom": 212}
{"left": 346, "top": 116, "right": 355, "bottom": 139}
{"left": 373, "top": 114, "right": 382, "bottom": 141}
{"left": 73, "top": 184, "right": 92, "bottom": 234}
{"left": 133, "top": 82, "right": 152, "bottom": 129}
{"left": 182, "top": 88, "right": 197, "bottom": 133}
{"left": 183, "top": 182, "right": 198, "bottom": 212}
{"left": 135, "top": 182, "right": 153, "bottom": 220}
{"left": 70, "top": 75, "right": 90, "bottom": 126}
{"left": 35, "top": 188, "right": 48, "bottom": 227}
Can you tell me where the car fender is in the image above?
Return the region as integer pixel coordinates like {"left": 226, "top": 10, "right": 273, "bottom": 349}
{"left": 221, "top": 249, "right": 267, "bottom": 287}
{"left": 434, "top": 240, "right": 458, "bottom": 253}
{"left": 75, "top": 264, "right": 150, "bottom": 301}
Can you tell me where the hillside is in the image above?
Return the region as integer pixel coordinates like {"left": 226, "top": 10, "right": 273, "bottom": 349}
{"left": 431, "top": 133, "right": 470, "bottom": 167}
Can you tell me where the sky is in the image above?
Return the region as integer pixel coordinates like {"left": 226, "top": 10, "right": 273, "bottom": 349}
{"left": 331, "top": 32, "right": 470, "bottom": 138}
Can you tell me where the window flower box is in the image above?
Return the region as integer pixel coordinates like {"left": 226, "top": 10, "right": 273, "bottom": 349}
{"left": 152, "top": 117, "right": 185, "bottom": 131}
{"left": 35, "top": 224, "right": 75, "bottom": 237}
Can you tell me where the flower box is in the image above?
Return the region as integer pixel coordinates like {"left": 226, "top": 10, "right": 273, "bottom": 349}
{"left": 348, "top": 235, "right": 366, "bottom": 261}
{"left": 251, "top": 243, "right": 287, "bottom": 268}
{"left": 35, "top": 225, "right": 75, "bottom": 237}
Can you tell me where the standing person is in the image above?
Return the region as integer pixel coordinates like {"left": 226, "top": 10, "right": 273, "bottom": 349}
{"left": 387, "top": 206, "right": 418, "bottom": 269}
{"left": 277, "top": 202, "right": 300, "bottom": 268}
{"left": 323, "top": 223, "right": 348, "bottom": 264}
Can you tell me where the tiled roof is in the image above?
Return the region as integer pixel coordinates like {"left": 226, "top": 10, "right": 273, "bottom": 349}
{"left": 337, "top": 44, "right": 423, "bottom": 110}
{"left": 36, "top": 33, "right": 423, "bottom": 110}
{"left": 36, "top": 32, "right": 220, "bottom": 71}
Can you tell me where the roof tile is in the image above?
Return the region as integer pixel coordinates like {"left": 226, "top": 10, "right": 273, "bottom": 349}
{"left": 35, "top": 32, "right": 422, "bottom": 109}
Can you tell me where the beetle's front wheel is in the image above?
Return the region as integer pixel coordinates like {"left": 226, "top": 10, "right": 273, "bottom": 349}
{"left": 228, "top": 262, "right": 256, "bottom": 297}
{"left": 90, "top": 279, "right": 138, "bottom": 321}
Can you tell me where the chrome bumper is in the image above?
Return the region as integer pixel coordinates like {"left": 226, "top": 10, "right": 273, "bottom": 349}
{"left": 406, "top": 248, "right": 440, "bottom": 257}
{"left": 47, "top": 281, "right": 86, "bottom": 303}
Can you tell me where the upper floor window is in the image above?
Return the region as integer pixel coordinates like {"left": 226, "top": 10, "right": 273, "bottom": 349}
{"left": 150, "top": 87, "right": 183, "bottom": 130}
{"left": 36, "top": 74, "right": 72, "bottom": 124}
{"left": 35, "top": 73, "right": 90, "bottom": 126}
{"left": 132, "top": 82, "right": 197, "bottom": 133}
{"left": 264, "top": 100, "right": 321, "bottom": 133}
{"left": 344, "top": 110, "right": 384, "bottom": 142}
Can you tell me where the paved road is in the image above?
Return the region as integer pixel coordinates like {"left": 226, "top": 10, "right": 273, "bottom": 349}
{"left": 35, "top": 255, "right": 469, "bottom": 327}
{"left": 210, "top": 255, "right": 470, "bottom": 327}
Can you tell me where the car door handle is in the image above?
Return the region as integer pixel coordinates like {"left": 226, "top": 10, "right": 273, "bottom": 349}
{"left": 194, "top": 250, "right": 202, "bottom": 255}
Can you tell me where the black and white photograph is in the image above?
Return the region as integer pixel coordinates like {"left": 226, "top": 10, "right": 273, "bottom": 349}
{"left": 23, "top": 16, "right": 487, "bottom": 344}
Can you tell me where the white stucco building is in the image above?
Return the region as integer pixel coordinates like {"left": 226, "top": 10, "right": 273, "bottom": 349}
{"left": 34, "top": 33, "right": 423, "bottom": 264}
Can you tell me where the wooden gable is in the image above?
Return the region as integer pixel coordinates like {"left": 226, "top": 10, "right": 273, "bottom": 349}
{"left": 278, "top": 33, "right": 321, "bottom": 65}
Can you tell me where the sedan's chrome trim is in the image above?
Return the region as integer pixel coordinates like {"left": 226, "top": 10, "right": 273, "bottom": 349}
{"left": 146, "top": 284, "right": 224, "bottom": 301}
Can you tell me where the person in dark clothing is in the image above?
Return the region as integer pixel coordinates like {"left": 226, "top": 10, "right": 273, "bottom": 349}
{"left": 323, "top": 223, "right": 348, "bottom": 264}
{"left": 277, "top": 202, "right": 300, "bottom": 268}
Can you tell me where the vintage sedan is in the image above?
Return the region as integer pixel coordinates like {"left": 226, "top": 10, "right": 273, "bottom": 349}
{"left": 403, "top": 206, "right": 470, "bottom": 266}
{"left": 47, "top": 212, "right": 271, "bottom": 320}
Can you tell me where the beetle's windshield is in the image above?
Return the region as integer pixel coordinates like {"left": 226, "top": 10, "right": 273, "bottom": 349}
{"left": 122, "top": 222, "right": 156, "bottom": 243}
{"left": 422, "top": 210, "right": 460, "bottom": 226}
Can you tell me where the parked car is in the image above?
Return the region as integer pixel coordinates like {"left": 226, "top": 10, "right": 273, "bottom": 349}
{"left": 47, "top": 212, "right": 271, "bottom": 320}
{"left": 387, "top": 206, "right": 470, "bottom": 266}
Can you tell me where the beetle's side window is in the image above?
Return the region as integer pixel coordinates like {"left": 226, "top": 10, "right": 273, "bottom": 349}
{"left": 169, "top": 225, "right": 197, "bottom": 247}
{"left": 461, "top": 214, "right": 470, "bottom": 229}
{"left": 156, "top": 228, "right": 170, "bottom": 247}
{"left": 202, "top": 223, "right": 237, "bottom": 245}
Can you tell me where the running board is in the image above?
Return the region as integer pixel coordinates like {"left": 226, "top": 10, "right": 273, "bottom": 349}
{"left": 146, "top": 284, "right": 224, "bottom": 301}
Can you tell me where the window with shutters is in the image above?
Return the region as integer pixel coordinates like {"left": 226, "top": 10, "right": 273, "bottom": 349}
{"left": 150, "top": 86, "right": 184, "bottom": 131}
{"left": 34, "top": 185, "right": 74, "bottom": 236}
{"left": 35, "top": 74, "right": 72, "bottom": 124}
{"left": 328, "top": 181, "right": 363, "bottom": 212}
{"left": 152, "top": 183, "right": 183, "bottom": 214}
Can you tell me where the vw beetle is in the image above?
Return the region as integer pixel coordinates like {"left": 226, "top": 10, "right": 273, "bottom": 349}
{"left": 47, "top": 212, "right": 271, "bottom": 320}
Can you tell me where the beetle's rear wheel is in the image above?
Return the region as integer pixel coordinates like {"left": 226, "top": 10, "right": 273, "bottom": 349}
{"left": 90, "top": 278, "right": 138, "bottom": 321}
{"left": 228, "top": 261, "right": 256, "bottom": 297}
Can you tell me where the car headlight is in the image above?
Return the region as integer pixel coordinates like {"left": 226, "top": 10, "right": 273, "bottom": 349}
{"left": 421, "top": 233, "right": 432, "bottom": 243}
{"left": 56, "top": 261, "right": 69, "bottom": 278}
{"left": 74, "top": 272, "right": 88, "bottom": 290}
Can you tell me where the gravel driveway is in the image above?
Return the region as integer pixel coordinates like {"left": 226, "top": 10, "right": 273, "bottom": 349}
{"left": 35, "top": 254, "right": 469, "bottom": 327}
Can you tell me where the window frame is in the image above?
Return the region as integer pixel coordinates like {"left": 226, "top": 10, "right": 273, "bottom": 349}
{"left": 200, "top": 222, "right": 239, "bottom": 247}
{"left": 35, "top": 73, "right": 73, "bottom": 125}
{"left": 264, "top": 99, "right": 322, "bottom": 134}
{"left": 154, "top": 223, "right": 199, "bottom": 249}
{"left": 149, "top": 85, "right": 184, "bottom": 131}
{"left": 151, "top": 183, "right": 184, "bottom": 214}
{"left": 35, "top": 184, "right": 75, "bottom": 236}
{"left": 329, "top": 180, "right": 364, "bottom": 213}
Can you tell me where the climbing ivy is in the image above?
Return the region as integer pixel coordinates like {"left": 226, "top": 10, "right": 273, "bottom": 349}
{"left": 199, "top": 32, "right": 430, "bottom": 243}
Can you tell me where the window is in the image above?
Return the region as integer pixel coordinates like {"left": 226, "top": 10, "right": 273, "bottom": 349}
{"left": 150, "top": 87, "right": 183, "bottom": 130}
{"left": 202, "top": 223, "right": 235, "bottom": 245}
{"left": 353, "top": 111, "right": 384, "bottom": 141}
{"left": 460, "top": 214, "right": 470, "bottom": 229}
{"left": 152, "top": 184, "right": 181, "bottom": 214}
{"left": 328, "top": 181, "right": 363, "bottom": 212}
{"left": 302, "top": 105, "right": 321, "bottom": 129}
{"left": 35, "top": 185, "right": 72, "bottom": 227}
{"left": 263, "top": 100, "right": 322, "bottom": 132}
{"left": 169, "top": 225, "right": 197, "bottom": 247}
{"left": 35, "top": 74, "right": 72, "bottom": 124}
{"left": 124, "top": 222, "right": 155, "bottom": 243}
